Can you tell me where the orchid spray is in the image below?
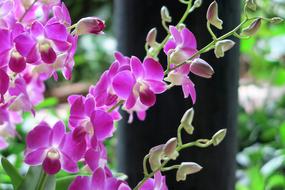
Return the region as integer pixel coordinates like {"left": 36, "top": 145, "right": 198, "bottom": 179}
{"left": 0, "top": 0, "right": 283, "bottom": 190}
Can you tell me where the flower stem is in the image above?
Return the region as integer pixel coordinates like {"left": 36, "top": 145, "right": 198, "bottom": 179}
{"left": 19, "top": 0, "right": 38, "bottom": 22}
{"left": 37, "top": 169, "right": 49, "bottom": 190}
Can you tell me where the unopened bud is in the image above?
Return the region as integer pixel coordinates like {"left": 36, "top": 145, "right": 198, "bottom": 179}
{"left": 146, "top": 28, "right": 157, "bottom": 47}
{"left": 245, "top": 0, "right": 257, "bottom": 11}
{"left": 179, "top": 108, "right": 195, "bottom": 135}
{"left": 241, "top": 18, "right": 261, "bottom": 36}
{"left": 270, "top": 17, "right": 284, "bottom": 24}
{"left": 76, "top": 17, "right": 105, "bottom": 36}
{"left": 176, "top": 162, "right": 202, "bottom": 182}
{"left": 214, "top": 39, "right": 235, "bottom": 58}
{"left": 193, "top": 0, "right": 202, "bottom": 8}
{"left": 207, "top": 1, "right": 223, "bottom": 30}
{"left": 161, "top": 6, "right": 172, "bottom": 23}
{"left": 212, "top": 129, "right": 227, "bottom": 146}
{"left": 190, "top": 58, "right": 214, "bottom": 79}
{"left": 163, "top": 138, "right": 179, "bottom": 160}
{"left": 149, "top": 145, "right": 164, "bottom": 171}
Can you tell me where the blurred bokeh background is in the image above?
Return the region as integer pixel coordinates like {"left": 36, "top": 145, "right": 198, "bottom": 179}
{"left": 1, "top": 0, "right": 285, "bottom": 189}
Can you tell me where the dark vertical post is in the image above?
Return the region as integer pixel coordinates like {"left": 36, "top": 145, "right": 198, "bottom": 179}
{"left": 114, "top": 0, "right": 240, "bottom": 190}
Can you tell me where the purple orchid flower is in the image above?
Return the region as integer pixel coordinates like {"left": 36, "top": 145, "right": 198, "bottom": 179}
{"left": 68, "top": 95, "right": 115, "bottom": 143}
{"left": 164, "top": 26, "right": 198, "bottom": 65}
{"left": 25, "top": 121, "right": 86, "bottom": 175}
{"left": 139, "top": 172, "right": 168, "bottom": 190}
{"left": 69, "top": 167, "right": 131, "bottom": 190}
{"left": 112, "top": 56, "right": 166, "bottom": 111}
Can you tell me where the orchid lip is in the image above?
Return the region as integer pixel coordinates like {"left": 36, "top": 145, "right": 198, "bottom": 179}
{"left": 47, "top": 148, "right": 60, "bottom": 160}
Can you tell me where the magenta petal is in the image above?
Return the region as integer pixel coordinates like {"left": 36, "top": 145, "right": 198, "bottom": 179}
{"left": 9, "top": 54, "right": 26, "bottom": 73}
{"left": 143, "top": 58, "right": 164, "bottom": 81}
{"left": 112, "top": 70, "right": 135, "bottom": 99}
{"left": 69, "top": 176, "right": 90, "bottom": 190}
{"left": 130, "top": 56, "right": 144, "bottom": 78}
{"left": 61, "top": 152, "right": 78, "bottom": 173}
{"left": 169, "top": 26, "right": 182, "bottom": 44}
{"left": 182, "top": 78, "right": 196, "bottom": 104}
{"left": 85, "top": 148, "right": 100, "bottom": 171}
{"left": 0, "top": 69, "right": 9, "bottom": 96}
{"left": 139, "top": 88, "right": 156, "bottom": 107}
{"left": 53, "top": 40, "right": 71, "bottom": 52}
{"left": 0, "top": 137, "right": 8, "bottom": 150}
{"left": 91, "top": 167, "right": 106, "bottom": 190}
{"left": 51, "top": 121, "right": 65, "bottom": 146}
{"left": 137, "top": 111, "right": 146, "bottom": 121}
{"left": 31, "top": 21, "right": 45, "bottom": 37}
{"left": 40, "top": 46, "right": 57, "bottom": 64}
{"left": 26, "top": 123, "right": 51, "bottom": 149}
{"left": 0, "top": 29, "right": 11, "bottom": 54}
{"left": 43, "top": 157, "right": 61, "bottom": 175}
{"left": 14, "top": 34, "right": 36, "bottom": 57}
{"left": 163, "top": 40, "right": 176, "bottom": 55}
{"left": 26, "top": 45, "right": 40, "bottom": 64}
{"left": 91, "top": 110, "right": 114, "bottom": 140}
{"left": 84, "top": 97, "right": 95, "bottom": 116}
{"left": 181, "top": 28, "right": 197, "bottom": 49}
{"left": 72, "top": 126, "right": 87, "bottom": 142}
{"left": 118, "top": 183, "right": 132, "bottom": 190}
{"left": 125, "top": 91, "right": 137, "bottom": 110}
{"left": 61, "top": 133, "right": 86, "bottom": 161}
{"left": 25, "top": 148, "right": 46, "bottom": 165}
{"left": 45, "top": 23, "right": 68, "bottom": 41}
{"left": 146, "top": 80, "right": 167, "bottom": 94}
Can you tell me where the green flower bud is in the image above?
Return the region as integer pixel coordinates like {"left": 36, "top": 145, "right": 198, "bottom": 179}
{"left": 207, "top": 1, "right": 223, "bottom": 30}
{"left": 149, "top": 145, "right": 164, "bottom": 171}
{"left": 161, "top": 6, "right": 172, "bottom": 23}
{"left": 245, "top": 0, "right": 257, "bottom": 11}
{"left": 176, "top": 162, "right": 203, "bottom": 182}
{"left": 212, "top": 129, "right": 227, "bottom": 146}
{"left": 241, "top": 18, "right": 261, "bottom": 36}
{"left": 163, "top": 138, "right": 179, "bottom": 160}
{"left": 214, "top": 39, "right": 235, "bottom": 58}
{"left": 193, "top": 0, "right": 202, "bottom": 8}
{"left": 270, "top": 17, "right": 284, "bottom": 24}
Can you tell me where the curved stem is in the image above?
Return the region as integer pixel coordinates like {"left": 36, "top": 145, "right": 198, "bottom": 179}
{"left": 37, "top": 170, "right": 48, "bottom": 190}
{"left": 19, "top": 0, "right": 38, "bottom": 22}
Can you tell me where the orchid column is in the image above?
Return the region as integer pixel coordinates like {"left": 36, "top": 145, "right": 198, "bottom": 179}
{"left": 115, "top": 0, "right": 240, "bottom": 190}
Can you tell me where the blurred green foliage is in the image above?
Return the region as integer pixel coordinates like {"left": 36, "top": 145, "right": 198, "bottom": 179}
{"left": 236, "top": 0, "right": 285, "bottom": 189}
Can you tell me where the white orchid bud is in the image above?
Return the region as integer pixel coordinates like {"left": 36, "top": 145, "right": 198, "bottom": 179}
{"left": 146, "top": 28, "right": 157, "bottom": 47}
{"left": 245, "top": 0, "right": 257, "bottom": 11}
{"left": 212, "top": 129, "right": 227, "bottom": 146}
{"left": 161, "top": 6, "right": 172, "bottom": 23}
{"left": 163, "top": 138, "right": 179, "bottom": 160}
{"left": 241, "top": 18, "right": 261, "bottom": 36}
{"left": 179, "top": 108, "right": 195, "bottom": 135}
{"left": 190, "top": 58, "right": 214, "bottom": 79}
{"left": 214, "top": 39, "right": 235, "bottom": 58}
{"left": 176, "top": 162, "right": 203, "bottom": 182}
{"left": 193, "top": 0, "right": 202, "bottom": 8}
{"left": 149, "top": 145, "right": 164, "bottom": 171}
{"left": 207, "top": 1, "right": 223, "bottom": 30}
{"left": 270, "top": 17, "right": 284, "bottom": 24}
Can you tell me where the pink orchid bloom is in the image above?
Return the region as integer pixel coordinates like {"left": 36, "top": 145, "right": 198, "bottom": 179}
{"left": 69, "top": 167, "right": 131, "bottom": 190}
{"left": 68, "top": 95, "right": 115, "bottom": 142}
{"left": 164, "top": 26, "right": 198, "bottom": 65}
{"left": 25, "top": 121, "right": 86, "bottom": 175}
{"left": 165, "top": 64, "right": 196, "bottom": 103}
{"left": 139, "top": 172, "right": 168, "bottom": 190}
{"left": 112, "top": 56, "right": 166, "bottom": 111}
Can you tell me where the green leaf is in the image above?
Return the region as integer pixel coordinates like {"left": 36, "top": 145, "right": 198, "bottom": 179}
{"left": 35, "top": 97, "right": 58, "bottom": 110}
{"left": 266, "top": 174, "right": 285, "bottom": 189}
{"left": 1, "top": 157, "right": 23, "bottom": 189}
{"left": 56, "top": 176, "right": 77, "bottom": 190}
{"left": 17, "top": 166, "right": 55, "bottom": 190}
